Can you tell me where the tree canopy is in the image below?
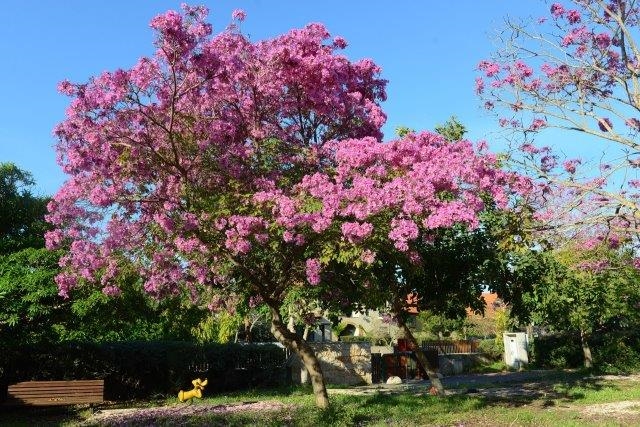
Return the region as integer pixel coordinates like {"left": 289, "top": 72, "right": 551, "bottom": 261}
{"left": 0, "top": 162, "right": 49, "bottom": 254}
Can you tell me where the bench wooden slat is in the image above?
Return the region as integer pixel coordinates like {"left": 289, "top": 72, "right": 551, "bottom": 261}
{"left": 9, "top": 380, "right": 104, "bottom": 388}
{"left": 4, "top": 380, "right": 104, "bottom": 406}
{"left": 9, "top": 385, "right": 104, "bottom": 391}
{"left": 8, "top": 391, "right": 103, "bottom": 397}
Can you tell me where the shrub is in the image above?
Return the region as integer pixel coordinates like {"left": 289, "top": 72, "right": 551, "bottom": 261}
{"left": 532, "top": 331, "right": 640, "bottom": 372}
{"left": 531, "top": 334, "right": 583, "bottom": 369}
{"left": 477, "top": 339, "right": 503, "bottom": 361}
{"left": 591, "top": 332, "right": 640, "bottom": 374}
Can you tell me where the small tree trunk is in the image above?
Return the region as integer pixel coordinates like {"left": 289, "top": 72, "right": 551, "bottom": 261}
{"left": 303, "top": 325, "right": 310, "bottom": 340}
{"left": 268, "top": 304, "right": 330, "bottom": 409}
{"left": 243, "top": 317, "right": 252, "bottom": 343}
{"left": 398, "top": 319, "right": 446, "bottom": 397}
{"left": 580, "top": 329, "right": 593, "bottom": 369}
{"left": 287, "top": 312, "right": 296, "bottom": 333}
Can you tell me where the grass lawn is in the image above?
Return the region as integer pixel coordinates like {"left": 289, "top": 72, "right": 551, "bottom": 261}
{"left": 3, "top": 371, "right": 640, "bottom": 426}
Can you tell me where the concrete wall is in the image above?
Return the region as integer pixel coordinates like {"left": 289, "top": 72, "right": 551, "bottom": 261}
{"left": 289, "top": 342, "right": 372, "bottom": 385}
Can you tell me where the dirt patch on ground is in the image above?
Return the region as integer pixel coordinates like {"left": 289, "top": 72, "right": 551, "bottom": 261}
{"left": 582, "top": 400, "right": 640, "bottom": 416}
{"left": 83, "top": 401, "right": 292, "bottom": 425}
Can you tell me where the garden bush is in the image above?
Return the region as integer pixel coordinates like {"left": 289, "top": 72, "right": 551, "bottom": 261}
{"left": 477, "top": 339, "right": 503, "bottom": 361}
{"left": 531, "top": 334, "right": 584, "bottom": 369}
{"left": 0, "top": 341, "right": 288, "bottom": 401}
{"left": 591, "top": 332, "right": 640, "bottom": 374}
{"left": 532, "top": 331, "right": 640, "bottom": 372}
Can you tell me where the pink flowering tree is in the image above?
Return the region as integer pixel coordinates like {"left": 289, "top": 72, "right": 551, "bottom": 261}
{"left": 47, "top": 5, "right": 386, "bottom": 408}
{"left": 273, "top": 131, "right": 530, "bottom": 395}
{"left": 477, "top": 0, "right": 640, "bottom": 249}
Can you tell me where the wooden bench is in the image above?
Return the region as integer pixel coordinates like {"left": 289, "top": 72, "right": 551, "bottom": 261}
{"left": 4, "top": 380, "right": 104, "bottom": 406}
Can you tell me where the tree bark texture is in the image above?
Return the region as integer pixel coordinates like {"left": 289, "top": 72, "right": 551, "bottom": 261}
{"left": 580, "top": 329, "right": 593, "bottom": 369}
{"left": 398, "top": 320, "right": 446, "bottom": 397}
{"left": 269, "top": 304, "right": 330, "bottom": 408}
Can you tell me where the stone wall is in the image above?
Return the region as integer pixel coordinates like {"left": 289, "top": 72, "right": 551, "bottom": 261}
{"left": 289, "top": 342, "right": 372, "bottom": 385}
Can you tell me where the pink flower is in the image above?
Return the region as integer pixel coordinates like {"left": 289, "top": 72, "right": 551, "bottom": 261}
{"left": 514, "top": 61, "right": 533, "bottom": 78}
{"left": 389, "top": 218, "right": 419, "bottom": 252}
{"left": 102, "top": 285, "right": 122, "bottom": 297}
{"left": 475, "top": 77, "right": 485, "bottom": 94}
{"left": 478, "top": 60, "right": 501, "bottom": 77}
{"left": 520, "top": 143, "right": 540, "bottom": 154}
{"left": 540, "top": 155, "right": 557, "bottom": 172}
{"left": 541, "top": 63, "right": 558, "bottom": 77}
{"left": 550, "top": 3, "right": 565, "bottom": 17}
{"left": 562, "top": 159, "right": 581, "bottom": 174}
{"left": 594, "top": 32, "right": 611, "bottom": 49}
{"left": 341, "top": 221, "right": 374, "bottom": 243}
{"left": 360, "top": 249, "right": 376, "bottom": 265}
{"left": 598, "top": 117, "right": 613, "bottom": 132}
{"left": 529, "top": 118, "right": 547, "bottom": 131}
{"left": 57, "top": 80, "right": 75, "bottom": 95}
{"left": 626, "top": 118, "right": 640, "bottom": 131}
{"left": 231, "top": 9, "right": 246, "bottom": 21}
{"left": 333, "top": 36, "right": 348, "bottom": 49}
{"left": 306, "top": 258, "right": 321, "bottom": 285}
{"left": 566, "top": 9, "right": 581, "bottom": 24}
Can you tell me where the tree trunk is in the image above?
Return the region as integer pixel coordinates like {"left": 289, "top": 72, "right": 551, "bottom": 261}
{"left": 287, "top": 311, "right": 296, "bottom": 333}
{"left": 580, "top": 329, "right": 593, "bottom": 369}
{"left": 398, "top": 319, "right": 446, "bottom": 397}
{"left": 243, "top": 317, "right": 253, "bottom": 343}
{"left": 268, "top": 304, "right": 330, "bottom": 409}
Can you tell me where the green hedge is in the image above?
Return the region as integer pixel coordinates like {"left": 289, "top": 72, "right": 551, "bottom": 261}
{"left": 532, "top": 331, "right": 640, "bottom": 373}
{"left": 0, "top": 341, "right": 288, "bottom": 401}
{"left": 477, "top": 339, "right": 503, "bottom": 361}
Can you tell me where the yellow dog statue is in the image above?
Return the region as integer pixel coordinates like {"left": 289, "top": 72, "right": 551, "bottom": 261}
{"left": 178, "top": 378, "right": 208, "bottom": 402}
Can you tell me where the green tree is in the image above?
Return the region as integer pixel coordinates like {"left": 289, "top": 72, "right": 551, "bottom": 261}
{"left": 0, "top": 163, "right": 49, "bottom": 254}
{"left": 525, "top": 243, "right": 640, "bottom": 369}
{"left": 0, "top": 248, "right": 209, "bottom": 345}
{"left": 434, "top": 116, "right": 466, "bottom": 142}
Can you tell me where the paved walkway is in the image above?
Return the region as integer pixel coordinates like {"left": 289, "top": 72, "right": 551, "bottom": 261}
{"left": 329, "top": 369, "right": 577, "bottom": 396}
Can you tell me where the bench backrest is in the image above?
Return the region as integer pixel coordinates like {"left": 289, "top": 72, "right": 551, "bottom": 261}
{"left": 5, "top": 380, "right": 104, "bottom": 406}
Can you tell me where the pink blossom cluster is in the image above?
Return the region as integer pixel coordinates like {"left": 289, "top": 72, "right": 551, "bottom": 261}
{"left": 252, "top": 132, "right": 529, "bottom": 265}
{"left": 47, "top": 5, "right": 389, "bottom": 297}
{"left": 305, "top": 258, "right": 322, "bottom": 285}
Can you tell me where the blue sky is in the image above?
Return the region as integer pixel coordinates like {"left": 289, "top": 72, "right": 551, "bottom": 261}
{"left": 0, "top": 1, "right": 547, "bottom": 196}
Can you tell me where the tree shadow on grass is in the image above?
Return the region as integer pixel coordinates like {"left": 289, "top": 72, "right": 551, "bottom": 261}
{"left": 315, "top": 373, "right": 620, "bottom": 425}
{"left": 452, "top": 372, "right": 616, "bottom": 409}
{"left": 0, "top": 405, "right": 88, "bottom": 427}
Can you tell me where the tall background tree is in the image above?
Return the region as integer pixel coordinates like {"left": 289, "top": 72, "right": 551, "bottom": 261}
{"left": 0, "top": 164, "right": 209, "bottom": 346}
{"left": 0, "top": 162, "right": 49, "bottom": 254}
{"left": 477, "top": 0, "right": 640, "bottom": 247}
